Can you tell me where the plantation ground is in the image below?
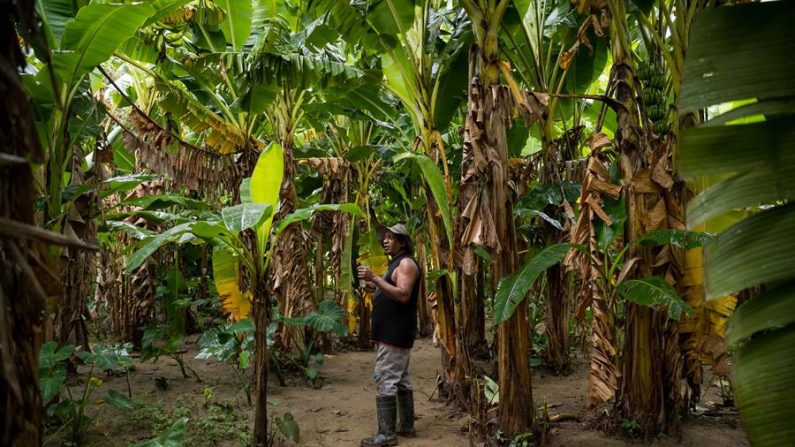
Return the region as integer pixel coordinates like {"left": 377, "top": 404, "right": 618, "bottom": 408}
{"left": 56, "top": 337, "right": 748, "bottom": 446}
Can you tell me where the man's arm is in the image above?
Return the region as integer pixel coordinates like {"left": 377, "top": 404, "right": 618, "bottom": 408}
{"left": 370, "top": 258, "right": 418, "bottom": 304}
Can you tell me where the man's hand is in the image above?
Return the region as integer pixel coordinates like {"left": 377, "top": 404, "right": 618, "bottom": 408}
{"left": 357, "top": 266, "right": 377, "bottom": 282}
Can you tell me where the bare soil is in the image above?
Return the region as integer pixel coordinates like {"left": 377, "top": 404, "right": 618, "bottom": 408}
{"left": 54, "top": 336, "right": 749, "bottom": 447}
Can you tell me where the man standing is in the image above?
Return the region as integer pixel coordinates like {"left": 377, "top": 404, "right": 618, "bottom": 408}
{"left": 358, "top": 223, "right": 421, "bottom": 447}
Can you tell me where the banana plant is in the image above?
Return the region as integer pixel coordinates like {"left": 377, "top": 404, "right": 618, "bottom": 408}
{"left": 22, "top": 0, "right": 191, "bottom": 346}
{"left": 304, "top": 117, "right": 391, "bottom": 339}
{"left": 124, "top": 143, "right": 363, "bottom": 445}
{"left": 311, "top": 0, "right": 471, "bottom": 396}
{"left": 458, "top": 0, "right": 542, "bottom": 436}
{"left": 501, "top": 0, "right": 609, "bottom": 375}
{"left": 679, "top": 3, "right": 795, "bottom": 445}
{"left": 113, "top": 0, "right": 372, "bottom": 360}
{"left": 29, "top": 0, "right": 188, "bottom": 228}
{"left": 313, "top": 0, "right": 469, "bottom": 247}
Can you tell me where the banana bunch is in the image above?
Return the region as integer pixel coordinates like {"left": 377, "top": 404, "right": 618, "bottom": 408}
{"left": 161, "top": 3, "right": 196, "bottom": 27}
{"left": 637, "top": 61, "right": 669, "bottom": 135}
{"left": 193, "top": 1, "right": 226, "bottom": 30}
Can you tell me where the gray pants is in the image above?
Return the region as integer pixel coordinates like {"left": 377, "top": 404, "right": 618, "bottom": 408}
{"left": 373, "top": 343, "right": 412, "bottom": 397}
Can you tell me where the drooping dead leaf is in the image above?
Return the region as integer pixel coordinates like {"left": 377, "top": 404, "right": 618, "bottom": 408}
{"left": 585, "top": 174, "right": 622, "bottom": 198}
{"left": 126, "top": 110, "right": 240, "bottom": 196}
{"left": 586, "top": 132, "right": 612, "bottom": 152}
{"left": 651, "top": 161, "right": 674, "bottom": 190}
{"left": 585, "top": 195, "right": 613, "bottom": 225}
{"left": 629, "top": 169, "right": 663, "bottom": 194}
{"left": 642, "top": 197, "right": 668, "bottom": 231}
{"left": 560, "top": 45, "right": 578, "bottom": 70}
{"left": 300, "top": 157, "right": 347, "bottom": 176}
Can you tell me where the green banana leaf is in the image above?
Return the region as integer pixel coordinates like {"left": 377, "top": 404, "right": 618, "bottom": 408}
{"left": 616, "top": 277, "right": 692, "bottom": 321}
{"left": 382, "top": 48, "right": 421, "bottom": 124}
{"left": 703, "top": 203, "right": 795, "bottom": 299}
{"left": 218, "top": 0, "right": 253, "bottom": 50}
{"left": 310, "top": 0, "right": 415, "bottom": 51}
{"left": 727, "top": 282, "right": 795, "bottom": 346}
{"left": 122, "top": 193, "right": 211, "bottom": 211}
{"left": 635, "top": 229, "right": 712, "bottom": 250}
{"left": 680, "top": 1, "right": 795, "bottom": 113}
{"left": 105, "top": 221, "right": 154, "bottom": 241}
{"left": 394, "top": 152, "right": 454, "bottom": 251}
{"left": 250, "top": 142, "right": 284, "bottom": 256}
{"left": 239, "top": 178, "right": 252, "bottom": 204}
{"left": 679, "top": 118, "right": 795, "bottom": 179}
{"left": 493, "top": 243, "right": 577, "bottom": 325}
{"left": 125, "top": 222, "right": 193, "bottom": 273}
{"left": 367, "top": 0, "right": 416, "bottom": 37}
{"left": 309, "top": 0, "right": 380, "bottom": 50}
{"left": 36, "top": 0, "right": 74, "bottom": 49}
{"left": 55, "top": 3, "right": 155, "bottom": 90}
{"left": 680, "top": 3, "right": 795, "bottom": 446}
{"left": 221, "top": 203, "right": 273, "bottom": 233}
{"left": 275, "top": 204, "right": 365, "bottom": 235}
{"left": 732, "top": 325, "right": 795, "bottom": 446}
{"left": 682, "top": 118, "right": 795, "bottom": 226}
{"left": 339, "top": 218, "right": 356, "bottom": 297}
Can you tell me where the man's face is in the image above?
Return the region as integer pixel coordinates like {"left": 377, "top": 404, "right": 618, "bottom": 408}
{"left": 382, "top": 232, "right": 402, "bottom": 256}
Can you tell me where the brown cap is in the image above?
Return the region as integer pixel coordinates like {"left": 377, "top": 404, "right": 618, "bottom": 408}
{"left": 385, "top": 223, "right": 410, "bottom": 237}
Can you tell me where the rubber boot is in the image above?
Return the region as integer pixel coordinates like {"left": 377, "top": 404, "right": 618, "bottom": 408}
{"left": 396, "top": 389, "right": 416, "bottom": 437}
{"left": 360, "top": 395, "right": 399, "bottom": 447}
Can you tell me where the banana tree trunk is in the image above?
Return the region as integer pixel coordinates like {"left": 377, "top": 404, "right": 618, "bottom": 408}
{"left": 611, "top": 58, "right": 684, "bottom": 436}
{"left": 1, "top": 9, "right": 46, "bottom": 440}
{"left": 544, "top": 264, "right": 571, "bottom": 374}
{"left": 460, "top": 267, "right": 487, "bottom": 358}
{"left": 425, "top": 189, "right": 462, "bottom": 397}
{"left": 272, "top": 153, "right": 313, "bottom": 350}
{"left": 331, "top": 213, "right": 348, "bottom": 308}
{"left": 414, "top": 126, "right": 467, "bottom": 400}
{"left": 252, "top": 276, "right": 270, "bottom": 447}
{"left": 463, "top": 76, "right": 535, "bottom": 435}
{"left": 540, "top": 132, "right": 579, "bottom": 375}
{"left": 58, "top": 246, "right": 94, "bottom": 348}
{"left": 460, "top": 0, "right": 535, "bottom": 435}
{"left": 55, "top": 136, "right": 101, "bottom": 349}
{"left": 415, "top": 232, "right": 434, "bottom": 338}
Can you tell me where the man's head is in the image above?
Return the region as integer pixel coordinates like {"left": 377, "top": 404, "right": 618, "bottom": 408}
{"left": 383, "top": 223, "right": 412, "bottom": 256}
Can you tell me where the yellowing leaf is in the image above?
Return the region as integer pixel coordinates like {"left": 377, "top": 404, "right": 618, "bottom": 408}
{"left": 346, "top": 294, "right": 358, "bottom": 334}
{"left": 212, "top": 246, "right": 251, "bottom": 320}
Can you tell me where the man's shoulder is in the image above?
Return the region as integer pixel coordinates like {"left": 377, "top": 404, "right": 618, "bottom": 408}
{"left": 397, "top": 256, "right": 419, "bottom": 274}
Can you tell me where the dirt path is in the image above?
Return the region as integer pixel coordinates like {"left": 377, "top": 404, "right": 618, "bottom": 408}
{"left": 64, "top": 336, "right": 748, "bottom": 447}
{"left": 271, "top": 338, "right": 747, "bottom": 447}
{"left": 269, "top": 338, "right": 469, "bottom": 446}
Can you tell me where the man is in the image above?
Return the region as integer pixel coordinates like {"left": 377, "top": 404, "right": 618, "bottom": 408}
{"left": 357, "top": 223, "right": 421, "bottom": 447}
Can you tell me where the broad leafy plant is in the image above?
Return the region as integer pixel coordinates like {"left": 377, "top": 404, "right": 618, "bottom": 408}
{"left": 273, "top": 299, "right": 348, "bottom": 388}
{"left": 495, "top": 228, "right": 708, "bottom": 325}
{"left": 196, "top": 318, "right": 255, "bottom": 404}
{"left": 39, "top": 341, "right": 135, "bottom": 445}
{"left": 679, "top": 2, "right": 795, "bottom": 445}
{"left": 125, "top": 143, "right": 364, "bottom": 320}
{"left": 124, "top": 142, "right": 362, "bottom": 443}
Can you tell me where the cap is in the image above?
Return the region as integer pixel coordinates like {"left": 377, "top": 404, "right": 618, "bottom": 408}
{"left": 385, "top": 223, "right": 410, "bottom": 237}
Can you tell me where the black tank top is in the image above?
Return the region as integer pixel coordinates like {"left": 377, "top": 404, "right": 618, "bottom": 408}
{"left": 371, "top": 253, "right": 421, "bottom": 349}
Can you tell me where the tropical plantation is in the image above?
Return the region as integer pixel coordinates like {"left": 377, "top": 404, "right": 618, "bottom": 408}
{"left": 1, "top": 0, "right": 793, "bottom": 445}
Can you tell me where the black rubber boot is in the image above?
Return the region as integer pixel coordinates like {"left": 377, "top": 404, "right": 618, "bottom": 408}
{"left": 360, "top": 395, "right": 399, "bottom": 447}
{"left": 396, "top": 389, "right": 416, "bottom": 437}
